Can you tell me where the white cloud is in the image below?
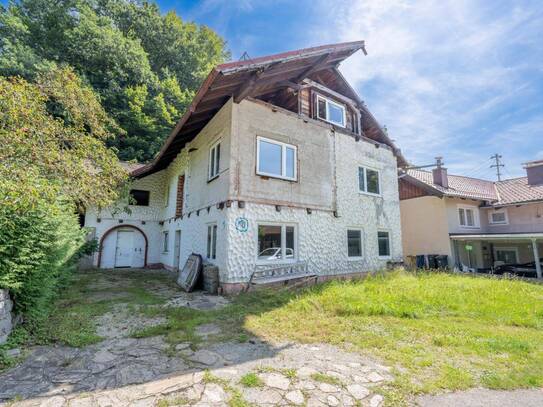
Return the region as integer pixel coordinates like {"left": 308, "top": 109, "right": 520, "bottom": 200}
{"left": 313, "top": 0, "right": 543, "bottom": 179}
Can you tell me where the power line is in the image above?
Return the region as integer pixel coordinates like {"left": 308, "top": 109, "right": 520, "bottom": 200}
{"left": 490, "top": 153, "right": 504, "bottom": 181}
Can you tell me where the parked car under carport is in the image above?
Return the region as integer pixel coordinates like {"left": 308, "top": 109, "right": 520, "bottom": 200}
{"left": 494, "top": 258, "right": 543, "bottom": 278}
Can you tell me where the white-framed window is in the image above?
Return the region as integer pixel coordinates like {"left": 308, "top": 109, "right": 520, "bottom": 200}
{"left": 208, "top": 140, "right": 221, "bottom": 180}
{"left": 164, "top": 184, "right": 170, "bottom": 207}
{"left": 257, "top": 223, "right": 296, "bottom": 263}
{"left": 207, "top": 224, "right": 217, "bottom": 260}
{"left": 256, "top": 136, "right": 297, "bottom": 181}
{"left": 458, "top": 205, "right": 480, "bottom": 228}
{"left": 163, "top": 231, "right": 169, "bottom": 253}
{"left": 494, "top": 247, "right": 518, "bottom": 264}
{"left": 488, "top": 209, "right": 508, "bottom": 225}
{"left": 358, "top": 166, "right": 381, "bottom": 195}
{"left": 377, "top": 231, "right": 391, "bottom": 258}
{"left": 316, "top": 95, "right": 346, "bottom": 127}
{"left": 347, "top": 229, "right": 363, "bottom": 259}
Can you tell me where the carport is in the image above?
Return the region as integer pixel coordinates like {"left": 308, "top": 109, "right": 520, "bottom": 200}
{"left": 450, "top": 233, "right": 543, "bottom": 279}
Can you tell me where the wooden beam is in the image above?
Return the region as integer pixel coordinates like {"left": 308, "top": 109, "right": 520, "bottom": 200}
{"left": 234, "top": 68, "right": 265, "bottom": 103}
{"left": 294, "top": 53, "right": 334, "bottom": 82}
{"left": 302, "top": 78, "right": 359, "bottom": 108}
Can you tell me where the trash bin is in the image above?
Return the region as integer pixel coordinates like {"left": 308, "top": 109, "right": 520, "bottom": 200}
{"left": 427, "top": 255, "right": 439, "bottom": 269}
{"left": 435, "top": 255, "right": 449, "bottom": 269}
{"left": 416, "top": 255, "right": 426, "bottom": 269}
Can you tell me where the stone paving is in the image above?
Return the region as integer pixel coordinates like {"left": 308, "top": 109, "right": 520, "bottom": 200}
{"left": 0, "top": 270, "right": 390, "bottom": 406}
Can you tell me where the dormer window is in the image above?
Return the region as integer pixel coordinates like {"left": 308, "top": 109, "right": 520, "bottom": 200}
{"left": 316, "top": 95, "right": 346, "bottom": 127}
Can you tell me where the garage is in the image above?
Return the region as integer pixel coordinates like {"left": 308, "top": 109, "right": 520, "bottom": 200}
{"left": 98, "top": 225, "right": 147, "bottom": 268}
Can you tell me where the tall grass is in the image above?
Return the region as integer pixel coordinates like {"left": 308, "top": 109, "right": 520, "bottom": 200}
{"left": 244, "top": 271, "right": 543, "bottom": 400}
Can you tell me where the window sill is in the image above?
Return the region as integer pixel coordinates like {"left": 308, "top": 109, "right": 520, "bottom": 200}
{"left": 459, "top": 226, "right": 480, "bottom": 229}
{"left": 256, "top": 173, "right": 297, "bottom": 182}
{"left": 358, "top": 191, "right": 382, "bottom": 198}
{"left": 347, "top": 256, "right": 363, "bottom": 261}
{"left": 489, "top": 223, "right": 508, "bottom": 226}
{"left": 207, "top": 174, "right": 219, "bottom": 183}
{"left": 378, "top": 255, "right": 392, "bottom": 260}
{"left": 317, "top": 116, "right": 346, "bottom": 128}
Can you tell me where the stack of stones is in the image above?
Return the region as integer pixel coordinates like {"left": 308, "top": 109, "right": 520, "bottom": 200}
{"left": 0, "top": 289, "right": 13, "bottom": 344}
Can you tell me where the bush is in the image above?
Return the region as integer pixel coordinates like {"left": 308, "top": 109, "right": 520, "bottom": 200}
{"left": 0, "top": 176, "right": 86, "bottom": 323}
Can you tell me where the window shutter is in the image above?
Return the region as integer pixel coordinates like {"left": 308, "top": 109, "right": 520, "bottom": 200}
{"left": 175, "top": 174, "right": 185, "bottom": 218}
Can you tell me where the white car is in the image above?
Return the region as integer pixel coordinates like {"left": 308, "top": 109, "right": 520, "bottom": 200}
{"left": 258, "top": 247, "right": 294, "bottom": 261}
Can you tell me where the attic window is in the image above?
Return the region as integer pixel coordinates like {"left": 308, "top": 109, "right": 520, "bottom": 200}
{"left": 129, "top": 190, "right": 149, "bottom": 206}
{"left": 316, "top": 95, "right": 345, "bottom": 127}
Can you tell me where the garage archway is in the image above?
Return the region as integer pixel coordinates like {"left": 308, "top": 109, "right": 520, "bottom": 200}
{"left": 97, "top": 225, "right": 148, "bottom": 268}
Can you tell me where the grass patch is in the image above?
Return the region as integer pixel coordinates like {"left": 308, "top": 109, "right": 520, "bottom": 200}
{"left": 239, "top": 372, "right": 264, "bottom": 387}
{"left": 17, "top": 268, "right": 172, "bottom": 347}
{"left": 310, "top": 372, "right": 342, "bottom": 386}
{"left": 243, "top": 271, "right": 543, "bottom": 402}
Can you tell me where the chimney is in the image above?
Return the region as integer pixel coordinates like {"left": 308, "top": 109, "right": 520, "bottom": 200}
{"left": 524, "top": 160, "right": 543, "bottom": 186}
{"left": 432, "top": 157, "right": 448, "bottom": 188}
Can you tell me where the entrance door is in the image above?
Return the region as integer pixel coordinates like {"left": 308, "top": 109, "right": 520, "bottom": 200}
{"left": 115, "top": 230, "right": 134, "bottom": 268}
{"left": 173, "top": 230, "right": 182, "bottom": 270}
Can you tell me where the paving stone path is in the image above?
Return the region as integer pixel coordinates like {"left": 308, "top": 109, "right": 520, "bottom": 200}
{"left": 0, "top": 271, "right": 390, "bottom": 406}
{"left": 0, "top": 339, "right": 390, "bottom": 406}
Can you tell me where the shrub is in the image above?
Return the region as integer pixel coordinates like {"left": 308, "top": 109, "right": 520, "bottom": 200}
{"left": 0, "top": 175, "right": 86, "bottom": 323}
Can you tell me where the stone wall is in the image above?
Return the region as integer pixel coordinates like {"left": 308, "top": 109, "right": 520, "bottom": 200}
{"left": 0, "top": 289, "right": 13, "bottom": 344}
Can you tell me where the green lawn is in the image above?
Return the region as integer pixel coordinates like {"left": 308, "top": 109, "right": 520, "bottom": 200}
{"left": 241, "top": 272, "right": 543, "bottom": 403}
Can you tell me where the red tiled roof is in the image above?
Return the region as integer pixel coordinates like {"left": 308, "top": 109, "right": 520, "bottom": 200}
{"left": 405, "top": 169, "right": 497, "bottom": 201}
{"left": 495, "top": 177, "right": 543, "bottom": 205}
{"left": 404, "top": 169, "right": 543, "bottom": 205}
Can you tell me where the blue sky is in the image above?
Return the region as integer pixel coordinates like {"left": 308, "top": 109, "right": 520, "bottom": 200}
{"left": 161, "top": 0, "right": 543, "bottom": 179}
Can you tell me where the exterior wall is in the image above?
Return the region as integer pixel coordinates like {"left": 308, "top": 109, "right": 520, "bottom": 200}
{"left": 400, "top": 196, "right": 451, "bottom": 258}
{"left": 86, "top": 98, "right": 403, "bottom": 286}
{"left": 222, "top": 101, "right": 402, "bottom": 284}
{"left": 445, "top": 197, "right": 485, "bottom": 234}
{"left": 85, "top": 100, "right": 233, "bottom": 270}
{"left": 230, "top": 99, "right": 336, "bottom": 210}
{"left": 481, "top": 203, "right": 543, "bottom": 233}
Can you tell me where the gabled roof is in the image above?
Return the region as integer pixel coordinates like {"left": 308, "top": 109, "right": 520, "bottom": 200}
{"left": 404, "top": 169, "right": 497, "bottom": 201}
{"left": 402, "top": 169, "right": 543, "bottom": 206}
{"left": 494, "top": 177, "right": 543, "bottom": 205}
{"left": 132, "top": 41, "right": 406, "bottom": 178}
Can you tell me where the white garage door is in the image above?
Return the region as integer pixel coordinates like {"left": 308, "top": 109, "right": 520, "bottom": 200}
{"left": 101, "top": 227, "right": 146, "bottom": 268}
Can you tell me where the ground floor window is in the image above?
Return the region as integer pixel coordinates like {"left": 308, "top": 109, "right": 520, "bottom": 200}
{"left": 162, "top": 231, "right": 169, "bottom": 252}
{"left": 494, "top": 247, "right": 518, "bottom": 264}
{"left": 257, "top": 224, "right": 296, "bottom": 262}
{"left": 347, "top": 229, "right": 363, "bottom": 258}
{"left": 378, "top": 231, "right": 391, "bottom": 258}
{"left": 207, "top": 224, "right": 217, "bottom": 260}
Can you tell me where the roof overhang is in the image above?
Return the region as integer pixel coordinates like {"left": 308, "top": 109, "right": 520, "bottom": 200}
{"left": 450, "top": 233, "right": 543, "bottom": 240}
{"left": 132, "top": 41, "right": 370, "bottom": 178}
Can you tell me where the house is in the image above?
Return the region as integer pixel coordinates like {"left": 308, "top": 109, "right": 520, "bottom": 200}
{"left": 399, "top": 160, "right": 543, "bottom": 277}
{"left": 83, "top": 41, "right": 406, "bottom": 292}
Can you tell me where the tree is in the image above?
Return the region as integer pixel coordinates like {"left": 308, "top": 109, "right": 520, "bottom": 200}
{"left": 0, "top": 0, "right": 229, "bottom": 162}
{"left": 0, "top": 67, "right": 128, "bottom": 210}
{"left": 0, "top": 67, "right": 129, "bottom": 318}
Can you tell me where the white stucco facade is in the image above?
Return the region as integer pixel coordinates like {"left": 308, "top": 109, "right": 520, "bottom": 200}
{"left": 84, "top": 98, "right": 403, "bottom": 290}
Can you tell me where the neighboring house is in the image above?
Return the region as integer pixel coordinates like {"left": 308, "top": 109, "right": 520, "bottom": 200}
{"left": 399, "top": 160, "right": 543, "bottom": 277}
{"left": 83, "top": 41, "right": 406, "bottom": 292}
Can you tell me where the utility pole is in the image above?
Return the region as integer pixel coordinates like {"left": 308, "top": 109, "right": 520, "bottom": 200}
{"left": 490, "top": 153, "right": 504, "bottom": 181}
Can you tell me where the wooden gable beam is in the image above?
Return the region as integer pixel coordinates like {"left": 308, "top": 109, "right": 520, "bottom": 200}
{"left": 294, "top": 53, "right": 335, "bottom": 83}
{"left": 234, "top": 68, "right": 265, "bottom": 103}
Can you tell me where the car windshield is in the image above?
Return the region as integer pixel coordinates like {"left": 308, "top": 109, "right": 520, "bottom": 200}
{"left": 258, "top": 248, "right": 280, "bottom": 258}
